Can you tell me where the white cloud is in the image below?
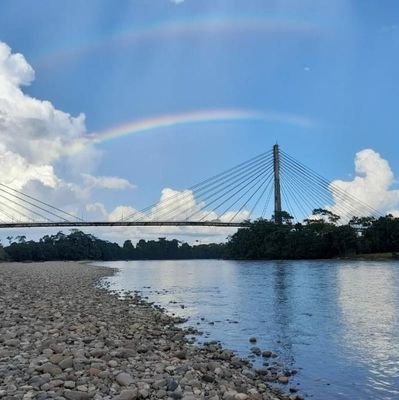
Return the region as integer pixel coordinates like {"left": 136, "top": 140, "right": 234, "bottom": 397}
{"left": 170, "top": 0, "right": 185, "bottom": 4}
{"left": 0, "top": 41, "right": 136, "bottom": 224}
{"left": 82, "top": 174, "right": 135, "bottom": 190}
{"left": 109, "top": 206, "right": 143, "bottom": 221}
{"left": 0, "top": 44, "right": 87, "bottom": 165}
{"left": 100, "top": 188, "right": 246, "bottom": 244}
{"left": 0, "top": 143, "right": 59, "bottom": 189}
{"left": 330, "top": 149, "right": 399, "bottom": 219}
{"left": 0, "top": 42, "right": 87, "bottom": 172}
{"left": 0, "top": 43, "right": 34, "bottom": 86}
{"left": 85, "top": 203, "right": 108, "bottom": 220}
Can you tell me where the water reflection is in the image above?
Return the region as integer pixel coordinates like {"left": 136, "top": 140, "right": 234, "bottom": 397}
{"left": 97, "top": 259, "right": 399, "bottom": 400}
{"left": 337, "top": 263, "right": 399, "bottom": 397}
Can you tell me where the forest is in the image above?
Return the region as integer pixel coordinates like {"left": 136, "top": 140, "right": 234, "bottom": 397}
{"left": 227, "top": 212, "right": 399, "bottom": 259}
{"left": 0, "top": 230, "right": 226, "bottom": 262}
{"left": 1, "top": 210, "right": 399, "bottom": 261}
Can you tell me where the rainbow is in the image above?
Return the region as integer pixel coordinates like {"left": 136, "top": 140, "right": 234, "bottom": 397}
{"left": 35, "top": 14, "right": 320, "bottom": 66}
{"left": 68, "top": 108, "right": 313, "bottom": 154}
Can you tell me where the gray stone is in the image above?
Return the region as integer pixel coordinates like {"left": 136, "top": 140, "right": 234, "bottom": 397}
{"left": 167, "top": 379, "right": 179, "bottom": 392}
{"left": 4, "top": 339, "right": 20, "bottom": 347}
{"left": 250, "top": 347, "right": 261, "bottom": 356}
{"left": 108, "top": 360, "right": 118, "bottom": 368}
{"left": 202, "top": 374, "right": 214, "bottom": 383}
{"left": 59, "top": 357, "right": 74, "bottom": 370}
{"left": 64, "top": 391, "right": 93, "bottom": 400}
{"left": 278, "top": 376, "right": 289, "bottom": 384}
{"left": 175, "top": 351, "right": 186, "bottom": 360}
{"left": 42, "top": 363, "right": 63, "bottom": 377}
{"left": 139, "top": 389, "right": 149, "bottom": 399}
{"left": 116, "top": 372, "right": 134, "bottom": 386}
{"left": 114, "top": 390, "right": 138, "bottom": 400}
{"left": 242, "top": 368, "right": 256, "bottom": 378}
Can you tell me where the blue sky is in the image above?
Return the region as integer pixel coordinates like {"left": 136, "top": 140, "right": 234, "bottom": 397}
{"left": 0, "top": 0, "right": 398, "bottom": 241}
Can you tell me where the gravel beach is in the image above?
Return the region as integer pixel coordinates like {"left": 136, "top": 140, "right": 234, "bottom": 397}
{"left": 0, "top": 262, "right": 297, "bottom": 400}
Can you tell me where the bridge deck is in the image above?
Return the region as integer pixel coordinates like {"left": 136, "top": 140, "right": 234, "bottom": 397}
{"left": 0, "top": 221, "right": 249, "bottom": 229}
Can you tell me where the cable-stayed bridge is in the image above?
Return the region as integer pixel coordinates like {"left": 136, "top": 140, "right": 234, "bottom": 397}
{"left": 0, "top": 145, "right": 380, "bottom": 230}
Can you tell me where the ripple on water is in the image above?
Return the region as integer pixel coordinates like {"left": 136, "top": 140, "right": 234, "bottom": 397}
{"left": 96, "top": 259, "right": 399, "bottom": 400}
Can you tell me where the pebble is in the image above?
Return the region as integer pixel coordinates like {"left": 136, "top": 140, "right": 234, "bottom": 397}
{"left": 116, "top": 372, "right": 134, "bottom": 386}
{"left": 114, "top": 389, "right": 138, "bottom": 400}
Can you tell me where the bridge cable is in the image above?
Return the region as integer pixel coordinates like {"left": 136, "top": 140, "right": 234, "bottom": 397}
{"left": 280, "top": 156, "right": 367, "bottom": 218}
{"left": 282, "top": 159, "right": 372, "bottom": 222}
{"left": 280, "top": 159, "right": 357, "bottom": 220}
{"left": 280, "top": 181, "right": 298, "bottom": 223}
{"left": 281, "top": 158, "right": 372, "bottom": 220}
{"left": 261, "top": 183, "right": 274, "bottom": 219}
{"left": 215, "top": 167, "right": 273, "bottom": 222}
{"left": 191, "top": 163, "right": 274, "bottom": 221}
{"left": 195, "top": 163, "right": 274, "bottom": 221}
{"left": 228, "top": 169, "right": 275, "bottom": 222}
{"left": 122, "top": 149, "right": 273, "bottom": 221}
{"left": 0, "top": 188, "right": 67, "bottom": 222}
{"left": 0, "top": 199, "right": 37, "bottom": 222}
{"left": 280, "top": 151, "right": 381, "bottom": 217}
{"left": 136, "top": 153, "right": 274, "bottom": 222}
{"left": 151, "top": 154, "right": 274, "bottom": 221}
{"left": 0, "top": 207, "right": 20, "bottom": 223}
{"left": 280, "top": 171, "right": 312, "bottom": 221}
{"left": 139, "top": 154, "right": 274, "bottom": 222}
{"left": 0, "top": 183, "right": 82, "bottom": 221}
{"left": 247, "top": 172, "right": 275, "bottom": 221}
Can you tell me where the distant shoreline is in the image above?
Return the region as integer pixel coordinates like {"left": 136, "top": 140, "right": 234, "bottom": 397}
{"left": 337, "top": 252, "right": 399, "bottom": 261}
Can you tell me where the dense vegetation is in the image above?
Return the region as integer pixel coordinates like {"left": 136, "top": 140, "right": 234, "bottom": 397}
{"left": 227, "top": 211, "right": 399, "bottom": 259}
{"left": 1, "top": 210, "right": 399, "bottom": 261}
{"left": 0, "top": 230, "right": 226, "bottom": 262}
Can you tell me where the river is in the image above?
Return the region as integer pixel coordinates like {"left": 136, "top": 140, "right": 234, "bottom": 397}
{"left": 96, "top": 259, "right": 399, "bottom": 400}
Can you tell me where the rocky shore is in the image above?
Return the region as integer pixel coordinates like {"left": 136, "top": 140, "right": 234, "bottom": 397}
{"left": 0, "top": 262, "right": 300, "bottom": 400}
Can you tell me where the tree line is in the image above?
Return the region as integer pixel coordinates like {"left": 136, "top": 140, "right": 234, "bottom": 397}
{"left": 227, "top": 211, "right": 399, "bottom": 259}
{"left": 0, "top": 230, "right": 226, "bottom": 262}
{"left": 1, "top": 210, "right": 399, "bottom": 262}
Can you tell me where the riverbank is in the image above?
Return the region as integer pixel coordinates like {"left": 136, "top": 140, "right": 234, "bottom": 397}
{"left": 0, "top": 262, "right": 296, "bottom": 400}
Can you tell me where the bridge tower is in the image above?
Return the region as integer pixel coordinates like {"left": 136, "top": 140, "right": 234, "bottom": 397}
{"left": 273, "top": 144, "right": 282, "bottom": 224}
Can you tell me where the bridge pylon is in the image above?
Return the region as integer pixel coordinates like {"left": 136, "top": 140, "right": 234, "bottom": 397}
{"left": 273, "top": 144, "right": 282, "bottom": 224}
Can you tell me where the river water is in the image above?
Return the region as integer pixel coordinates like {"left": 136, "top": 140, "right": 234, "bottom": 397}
{"left": 97, "top": 259, "right": 399, "bottom": 400}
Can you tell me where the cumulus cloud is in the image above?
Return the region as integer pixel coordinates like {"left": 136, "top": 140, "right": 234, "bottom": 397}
{"left": 330, "top": 149, "right": 399, "bottom": 219}
{"left": 0, "top": 143, "right": 59, "bottom": 189}
{"left": 142, "top": 188, "right": 249, "bottom": 223}
{"left": 0, "top": 44, "right": 87, "bottom": 165}
{"left": 0, "top": 44, "right": 34, "bottom": 86}
{"left": 0, "top": 42, "right": 87, "bottom": 173}
{"left": 0, "top": 41, "right": 137, "bottom": 224}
